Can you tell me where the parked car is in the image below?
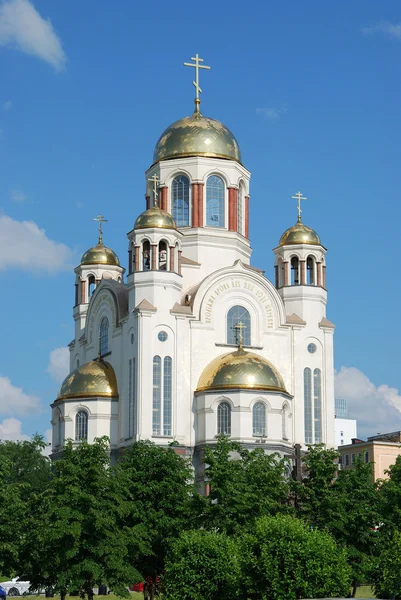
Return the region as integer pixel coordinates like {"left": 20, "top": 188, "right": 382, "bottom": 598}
{"left": 1, "top": 579, "right": 32, "bottom": 596}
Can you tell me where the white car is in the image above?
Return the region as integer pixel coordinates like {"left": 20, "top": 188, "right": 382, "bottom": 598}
{"left": 1, "top": 579, "right": 31, "bottom": 596}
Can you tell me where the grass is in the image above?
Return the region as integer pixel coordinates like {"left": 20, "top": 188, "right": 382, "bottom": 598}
{"left": 23, "top": 596, "right": 143, "bottom": 600}
{"left": 355, "top": 585, "right": 376, "bottom": 598}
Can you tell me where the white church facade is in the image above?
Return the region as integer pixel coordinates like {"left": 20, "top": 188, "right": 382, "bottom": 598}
{"left": 51, "top": 56, "right": 336, "bottom": 468}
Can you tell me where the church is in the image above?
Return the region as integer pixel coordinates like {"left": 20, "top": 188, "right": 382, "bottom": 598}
{"left": 51, "top": 55, "right": 336, "bottom": 470}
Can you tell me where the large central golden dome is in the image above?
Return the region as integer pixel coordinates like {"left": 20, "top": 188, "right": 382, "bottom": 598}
{"left": 153, "top": 113, "right": 242, "bottom": 164}
{"left": 197, "top": 349, "right": 287, "bottom": 393}
{"left": 56, "top": 360, "right": 118, "bottom": 401}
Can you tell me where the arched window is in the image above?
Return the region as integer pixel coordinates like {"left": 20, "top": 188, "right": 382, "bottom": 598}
{"left": 75, "top": 410, "right": 88, "bottom": 441}
{"left": 172, "top": 175, "right": 190, "bottom": 227}
{"left": 227, "top": 306, "right": 251, "bottom": 346}
{"left": 253, "top": 402, "right": 266, "bottom": 436}
{"left": 217, "top": 402, "right": 231, "bottom": 435}
{"left": 158, "top": 241, "right": 167, "bottom": 271}
{"left": 54, "top": 408, "right": 62, "bottom": 446}
{"left": 76, "top": 358, "right": 80, "bottom": 368}
{"left": 99, "top": 316, "right": 109, "bottom": 356}
{"left": 314, "top": 369, "right": 322, "bottom": 443}
{"left": 163, "top": 357, "right": 172, "bottom": 436}
{"left": 282, "top": 403, "right": 289, "bottom": 440}
{"left": 291, "top": 257, "right": 299, "bottom": 285}
{"left": 152, "top": 356, "right": 162, "bottom": 435}
{"left": 307, "top": 256, "right": 315, "bottom": 285}
{"left": 238, "top": 184, "right": 244, "bottom": 234}
{"left": 152, "top": 355, "right": 173, "bottom": 437}
{"left": 142, "top": 240, "right": 150, "bottom": 271}
{"left": 88, "top": 275, "right": 96, "bottom": 297}
{"left": 206, "top": 175, "right": 225, "bottom": 228}
{"left": 304, "top": 368, "right": 312, "bottom": 444}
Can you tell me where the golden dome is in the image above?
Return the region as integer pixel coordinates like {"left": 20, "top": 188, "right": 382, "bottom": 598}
{"left": 134, "top": 205, "right": 177, "bottom": 230}
{"left": 56, "top": 360, "right": 118, "bottom": 401}
{"left": 279, "top": 218, "right": 321, "bottom": 247}
{"left": 196, "top": 349, "right": 287, "bottom": 393}
{"left": 153, "top": 113, "right": 242, "bottom": 164}
{"left": 81, "top": 241, "right": 120, "bottom": 266}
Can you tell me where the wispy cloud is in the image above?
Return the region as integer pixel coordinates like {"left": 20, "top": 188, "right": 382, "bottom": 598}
{"left": 256, "top": 104, "right": 287, "bottom": 122}
{"left": 335, "top": 366, "right": 401, "bottom": 440}
{"left": 46, "top": 347, "right": 69, "bottom": 383}
{"left": 0, "top": 214, "right": 72, "bottom": 273}
{"left": 0, "top": 376, "right": 41, "bottom": 416}
{"left": 10, "top": 188, "right": 28, "bottom": 203}
{"left": 0, "top": 0, "right": 66, "bottom": 71}
{"left": 0, "top": 417, "right": 30, "bottom": 441}
{"left": 3, "top": 99, "right": 12, "bottom": 111}
{"left": 362, "top": 21, "right": 401, "bottom": 40}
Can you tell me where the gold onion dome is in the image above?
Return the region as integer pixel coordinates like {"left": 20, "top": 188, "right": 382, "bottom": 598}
{"left": 153, "top": 113, "right": 242, "bottom": 164}
{"left": 197, "top": 349, "right": 287, "bottom": 393}
{"left": 279, "top": 218, "right": 321, "bottom": 247}
{"left": 56, "top": 360, "right": 118, "bottom": 401}
{"left": 134, "top": 205, "right": 177, "bottom": 230}
{"left": 81, "top": 241, "right": 120, "bottom": 266}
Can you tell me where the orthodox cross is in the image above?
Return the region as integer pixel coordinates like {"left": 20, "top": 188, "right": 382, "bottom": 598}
{"left": 291, "top": 191, "right": 307, "bottom": 222}
{"left": 184, "top": 53, "right": 210, "bottom": 113}
{"left": 233, "top": 321, "right": 247, "bottom": 350}
{"left": 93, "top": 213, "right": 108, "bottom": 244}
{"left": 148, "top": 174, "right": 160, "bottom": 206}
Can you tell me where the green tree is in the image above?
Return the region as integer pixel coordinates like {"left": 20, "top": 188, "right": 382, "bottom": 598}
{"left": 117, "top": 441, "right": 196, "bottom": 600}
{"left": 203, "top": 436, "right": 291, "bottom": 534}
{"left": 0, "top": 434, "right": 51, "bottom": 493}
{"left": 240, "top": 514, "right": 351, "bottom": 600}
{"left": 164, "top": 530, "right": 241, "bottom": 600}
{"left": 22, "top": 438, "right": 143, "bottom": 600}
{"left": 378, "top": 454, "right": 401, "bottom": 532}
{"left": 373, "top": 529, "right": 401, "bottom": 599}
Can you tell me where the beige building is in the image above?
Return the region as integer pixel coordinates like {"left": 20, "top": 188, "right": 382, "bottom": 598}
{"left": 338, "top": 431, "right": 401, "bottom": 481}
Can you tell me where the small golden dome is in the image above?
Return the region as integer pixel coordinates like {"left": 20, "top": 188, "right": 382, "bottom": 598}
{"left": 153, "top": 113, "right": 241, "bottom": 164}
{"left": 56, "top": 360, "right": 118, "bottom": 401}
{"left": 81, "top": 241, "right": 120, "bottom": 266}
{"left": 196, "top": 349, "right": 287, "bottom": 393}
{"left": 134, "top": 205, "right": 177, "bottom": 230}
{"left": 279, "top": 218, "right": 321, "bottom": 247}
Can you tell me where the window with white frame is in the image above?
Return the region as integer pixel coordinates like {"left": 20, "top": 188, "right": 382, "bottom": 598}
{"left": 206, "top": 175, "right": 225, "bottom": 227}
{"left": 99, "top": 316, "right": 109, "bottom": 356}
{"left": 253, "top": 402, "right": 266, "bottom": 436}
{"left": 227, "top": 305, "right": 251, "bottom": 346}
{"left": 282, "top": 403, "right": 289, "bottom": 440}
{"left": 217, "top": 402, "right": 231, "bottom": 435}
{"left": 304, "top": 367, "right": 322, "bottom": 444}
{"left": 75, "top": 410, "right": 88, "bottom": 441}
{"left": 128, "top": 358, "right": 137, "bottom": 438}
{"left": 152, "top": 355, "right": 172, "bottom": 436}
{"left": 172, "top": 175, "right": 190, "bottom": 227}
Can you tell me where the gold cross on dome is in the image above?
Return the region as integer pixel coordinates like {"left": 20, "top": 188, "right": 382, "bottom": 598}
{"left": 233, "top": 321, "right": 247, "bottom": 350}
{"left": 184, "top": 53, "right": 211, "bottom": 114}
{"left": 148, "top": 174, "right": 160, "bottom": 207}
{"left": 292, "top": 191, "right": 307, "bottom": 222}
{"left": 93, "top": 213, "right": 108, "bottom": 244}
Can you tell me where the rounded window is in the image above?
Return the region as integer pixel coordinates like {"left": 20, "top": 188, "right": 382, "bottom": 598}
{"left": 131, "top": 333, "right": 134, "bottom": 344}
{"left": 158, "top": 331, "right": 168, "bottom": 342}
{"left": 307, "top": 343, "right": 317, "bottom": 354}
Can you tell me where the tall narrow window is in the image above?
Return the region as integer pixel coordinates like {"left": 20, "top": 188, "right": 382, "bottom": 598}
{"left": 128, "top": 359, "right": 137, "bottom": 439}
{"left": 75, "top": 410, "right": 88, "bottom": 441}
{"left": 227, "top": 306, "right": 251, "bottom": 346}
{"left": 307, "top": 256, "right": 315, "bottom": 285}
{"left": 253, "top": 402, "right": 266, "bottom": 436}
{"left": 217, "top": 402, "right": 231, "bottom": 435}
{"left": 163, "top": 357, "right": 172, "bottom": 436}
{"left": 143, "top": 240, "right": 151, "bottom": 271}
{"left": 282, "top": 403, "right": 288, "bottom": 440}
{"left": 99, "top": 316, "right": 109, "bottom": 356}
{"left": 304, "top": 368, "right": 312, "bottom": 444}
{"left": 172, "top": 175, "right": 189, "bottom": 226}
{"left": 152, "top": 356, "right": 162, "bottom": 435}
{"left": 88, "top": 275, "right": 96, "bottom": 297}
{"left": 206, "top": 175, "right": 225, "bottom": 227}
{"left": 238, "top": 184, "right": 244, "bottom": 234}
{"left": 158, "top": 241, "right": 167, "bottom": 271}
{"left": 54, "top": 408, "right": 62, "bottom": 446}
{"left": 291, "top": 257, "right": 299, "bottom": 285}
{"left": 314, "top": 368, "right": 322, "bottom": 443}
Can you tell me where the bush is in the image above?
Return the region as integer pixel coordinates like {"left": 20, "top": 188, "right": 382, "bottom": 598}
{"left": 373, "top": 530, "right": 401, "bottom": 599}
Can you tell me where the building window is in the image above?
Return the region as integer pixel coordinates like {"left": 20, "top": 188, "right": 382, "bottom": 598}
{"left": 314, "top": 368, "right": 322, "bottom": 443}
{"left": 238, "top": 184, "right": 244, "bottom": 234}
{"left": 142, "top": 240, "right": 150, "bottom": 271}
{"left": 158, "top": 331, "right": 168, "bottom": 342}
{"left": 158, "top": 240, "right": 167, "bottom": 270}
{"left": 253, "top": 402, "right": 266, "bottom": 436}
{"left": 88, "top": 275, "right": 96, "bottom": 297}
{"left": 217, "top": 402, "right": 231, "bottom": 435}
{"left": 100, "top": 316, "right": 109, "bottom": 356}
{"left": 304, "top": 368, "right": 312, "bottom": 444}
{"left": 152, "top": 355, "right": 172, "bottom": 436}
{"left": 75, "top": 410, "right": 88, "bottom": 441}
{"left": 128, "top": 359, "right": 136, "bottom": 438}
{"left": 291, "top": 257, "right": 299, "bottom": 285}
{"left": 54, "top": 408, "right": 62, "bottom": 446}
{"left": 282, "top": 403, "right": 289, "bottom": 440}
{"left": 172, "top": 175, "right": 190, "bottom": 227}
{"left": 364, "top": 451, "right": 369, "bottom": 463}
{"left": 345, "top": 454, "right": 349, "bottom": 466}
{"left": 206, "top": 175, "right": 225, "bottom": 228}
{"left": 307, "top": 343, "right": 317, "bottom": 354}
{"left": 352, "top": 453, "right": 356, "bottom": 464}
{"left": 307, "top": 256, "right": 315, "bottom": 285}
{"left": 227, "top": 305, "right": 251, "bottom": 346}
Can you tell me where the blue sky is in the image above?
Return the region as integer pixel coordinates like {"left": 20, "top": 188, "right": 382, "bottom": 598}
{"left": 0, "top": 0, "right": 400, "bottom": 442}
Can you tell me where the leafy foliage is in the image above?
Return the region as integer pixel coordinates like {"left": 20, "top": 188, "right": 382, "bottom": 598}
{"left": 373, "top": 529, "right": 401, "bottom": 599}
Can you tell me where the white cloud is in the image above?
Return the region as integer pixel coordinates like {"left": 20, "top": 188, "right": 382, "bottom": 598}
{"left": 10, "top": 188, "right": 28, "bottom": 203}
{"left": 256, "top": 105, "right": 287, "bottom": 122}
{"left": 0, "top": 0, "right": 66, "bottom": 71}
{"left": 0, "top": 214, "right": 72, "bottom": 273}
{"left": 3, "top": 99, "right": 12, "bottom": 111}
{"left": 0, "top": 376, "right": 41, "bottom": 416}
{"left": 335, "top": 367, "right": 401, "bottom": 440}
{"left": 362, "top": 21, "right": 401, "bottom": 40}
{"left": 47, "top": 347, "right": 69, "bottom": 383}
{"left": 0, "top": 417, "right": 30, "bottom": 441}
